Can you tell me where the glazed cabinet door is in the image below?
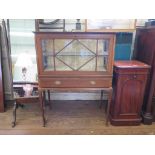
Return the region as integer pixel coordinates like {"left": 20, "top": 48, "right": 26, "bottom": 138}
{"left": 41, "top": 39, "right": 110, "bottom": 71}
{"left": 35, "top": 33, "right": 115, "bottom": 76}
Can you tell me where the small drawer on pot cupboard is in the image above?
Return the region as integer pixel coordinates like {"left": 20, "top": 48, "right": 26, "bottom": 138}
{"left": 39, "top": 78, "right": 112, "bottom": 88}
{"left": 119, "top": 74, "right": 148, "bottom": 82}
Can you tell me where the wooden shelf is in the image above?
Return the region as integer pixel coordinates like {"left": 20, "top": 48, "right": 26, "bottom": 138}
{"left": 85, "top": 19, "right": 136, "bottom": 33}
{"left": 86, "top": 29, "right": 135, "bottom": 33}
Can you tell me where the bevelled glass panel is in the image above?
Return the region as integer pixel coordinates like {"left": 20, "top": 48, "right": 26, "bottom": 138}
{"left": 42, "top": 40, "right": 53, "bottom": 55}
{"left": 55, "top": 58, "right": 72, "bottom": 71}
{"left": 78, "top": 39, "right": 97, "bottom": 54}
{"left": 79, "top": 57, "right": 96, "bottom": 71}
{"left": 55, "top": 39, "right": 73, "bottom": 54}
{"left": 43, "top": 56, "right": 54, "bottom": 71}
{"left": 56, "top": 55, "right": 95, "bottom": 70}
{"left": 97, "top": 56, "right": 108, "bottom": 71}
{"left": 56, "top": 40, "right": 95, "bottom": 56}
{"left": 98, "top": 39, "right": 109, "bottom": 55}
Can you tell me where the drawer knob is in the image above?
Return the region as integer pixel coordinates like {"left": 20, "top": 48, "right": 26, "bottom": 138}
{"left": 54, "top": 80, "right": 61, "bottom": 85}
{"left": 90, "top": 81, "right": 96, "bottom": 85}
{"left": 133, "top": 75, "right": 137, "bottom": 79}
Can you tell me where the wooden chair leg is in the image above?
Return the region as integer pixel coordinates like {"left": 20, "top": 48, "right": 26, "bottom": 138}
{"left": 12, "top": 100, "right": 17, "bottom": 128}
{"left": 106, "top": 89, "right": 113, "bottom": 126}
{"left": 39, "top": 90, "right": 46, "bottom": 127}
{"left": 99, "top": 90, "right": 103, "bottom": 109}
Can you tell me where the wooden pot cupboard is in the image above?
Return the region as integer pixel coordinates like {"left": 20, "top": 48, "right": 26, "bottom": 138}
{"left": 110, "top": 60, "right": 150, "bottom": 125}
{"left": 34, "top": 32, "right": 116, "bottom": 126}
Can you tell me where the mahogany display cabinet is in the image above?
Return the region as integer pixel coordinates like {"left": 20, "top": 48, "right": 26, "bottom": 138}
{"left": 34, "top": 32, "right": 116, "bottom": 126}
{"left": 110, "top": 60, "right": 150, "bottom": 126}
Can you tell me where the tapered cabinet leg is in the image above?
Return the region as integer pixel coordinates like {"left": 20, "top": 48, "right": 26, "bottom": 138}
{"left": 48, "top": 90, "right": 52, "bottom": 109}
{"left": 43, "top": 91, "right": 46, "bottom": 105}
{"left": 12, "top": 100, "right": 17, "bottom": 128}
{"left": 106, "top": 89, "right": 113, "bottom": 126}
{"left": 100, "top": 90, "right": 103, "bottom": 109}
{"left": 39, "top": 90, "right": 46, "bottom": 127}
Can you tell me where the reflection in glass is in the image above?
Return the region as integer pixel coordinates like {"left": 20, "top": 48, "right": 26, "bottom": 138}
{"left": 79, "top": 57, "right": 96, "bottom": 71}
{"left": 97, "top": 56, "right": 108, "bottom": 71}
{"left": 56, "top": 40, "right": 95, "bottom": 56}
{"left": 42, "top": 40, "right": 53, "bottom": 55}
{"left": 98, "top": 39, "right": 109, "bottom": 55}
{"left": 79, "top": 39, "right": 97, "bottom": 53}
{"left": 43, "top": 56, "right": 54, "bottom": 71}
{"left": 55, "top": 39, "right": 73, "bottom": 54}
{"left": 56, "top": 55, "right": 94, "bottom": 70}
{"left": 55, "top": 58, "right": 72, "bottom": 71}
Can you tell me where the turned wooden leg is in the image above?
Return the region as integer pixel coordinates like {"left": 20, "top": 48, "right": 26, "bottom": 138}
{"left": 39, "top": 90, "right": 46, "bottom": 127}
{"left": 99, "top": 90, "right": 103, "bottom": 109}
{"left": 47, "top": 90, "right": 52, "bottom": 109}
{"left": 12, "top": 100, "right": 17, "bottom": 128}
{"left": 106, "top": 89, "right": 113, "bottom": 126}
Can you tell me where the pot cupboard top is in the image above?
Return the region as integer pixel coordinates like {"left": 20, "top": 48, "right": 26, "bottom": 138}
{"left": 114, "top": 60, "right": 150, "bottom": 69}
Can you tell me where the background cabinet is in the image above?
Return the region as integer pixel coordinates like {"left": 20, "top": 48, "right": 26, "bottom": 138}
{"left": 110, "top": 60, "right": 150, "bottom": 125}
{"left": 134, "top": 28, "right": 155, "bottom": 124}
{"left": 0, "top": 47, "right": 4, "bottom": 112}
{"left": 115, "top": 33, "right": 133, "bottom": 60}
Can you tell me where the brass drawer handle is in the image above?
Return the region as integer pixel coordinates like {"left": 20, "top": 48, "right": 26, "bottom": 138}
{"left": 90, "top": 81, "right": 96, "bottom": 85}
{"left": 54, "top": 80, "right": 61, "bottom": 85}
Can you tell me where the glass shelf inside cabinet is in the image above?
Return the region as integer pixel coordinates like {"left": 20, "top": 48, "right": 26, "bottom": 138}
{"left": 41, "top": 38, "right": 109, "bottom": 71}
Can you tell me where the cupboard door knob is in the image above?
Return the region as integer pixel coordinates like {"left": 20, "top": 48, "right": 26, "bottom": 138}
{"left": 54, "top": 81, "right": 61, "bottom": 85}
{"left": 90, "top": 81, "right": 96, "bottom": 85}
{"left": 133, "top": 75, "right": 137, "bottom": 79}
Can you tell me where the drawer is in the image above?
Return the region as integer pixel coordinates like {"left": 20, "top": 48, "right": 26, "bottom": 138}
{"left": 39, "top": 78, "right": 112, "bottom": 88}
{"left": 118, "top": 74, "right": 148, "bottom": 82}
{"left": 114, "top": 67, "right": 150, "bottom": 75}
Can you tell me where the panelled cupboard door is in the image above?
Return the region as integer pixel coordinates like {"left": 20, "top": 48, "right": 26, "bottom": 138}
{"left": 115, "top": 74, "right": 147, "bottom": 117}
